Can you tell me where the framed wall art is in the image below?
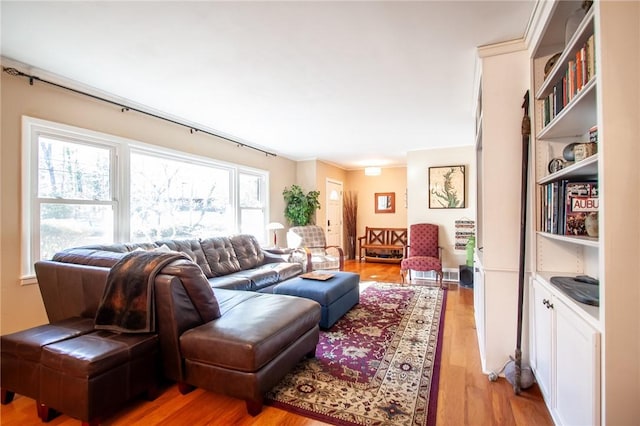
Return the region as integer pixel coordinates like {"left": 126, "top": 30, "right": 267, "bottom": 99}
{"left": 429, "top": 165, "right": 465, "bottom": 209}
{"left": 374, "top": 192, "right": 395, "bottom": 213}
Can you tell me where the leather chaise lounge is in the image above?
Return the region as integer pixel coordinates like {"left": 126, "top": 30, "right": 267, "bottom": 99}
{"left": 1, "top": 234, "right": 322, "bottom": 423}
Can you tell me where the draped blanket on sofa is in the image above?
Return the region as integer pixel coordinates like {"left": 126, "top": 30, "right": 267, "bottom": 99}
{"left": 95, "top": 251, "right": 189, "bottom": 333}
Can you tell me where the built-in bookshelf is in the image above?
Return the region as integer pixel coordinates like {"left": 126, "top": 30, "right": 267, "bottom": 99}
{"left": 528, "top": 1, "right": 640, "bottom": 425}
{"left": 532, "top": 2, "right": 599, "bottom": 313}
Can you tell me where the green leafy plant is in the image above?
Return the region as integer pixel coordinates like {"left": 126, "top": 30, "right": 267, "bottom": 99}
{"left": 283, "top": 185, "right": 321, "bottom": 226}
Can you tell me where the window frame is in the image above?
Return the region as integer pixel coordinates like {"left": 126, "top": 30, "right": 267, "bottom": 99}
{"left": 21, "top": 116, "right": 270, "bottom": 285}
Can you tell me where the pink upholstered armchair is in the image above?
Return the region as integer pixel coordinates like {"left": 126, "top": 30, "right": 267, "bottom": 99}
{"left": 400, "top": 223, "right": 444, "bottom": 288}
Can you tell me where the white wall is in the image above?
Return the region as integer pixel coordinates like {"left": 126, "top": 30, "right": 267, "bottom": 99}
{"left": 406, "top": 146, "right": 476, "bottom": 270}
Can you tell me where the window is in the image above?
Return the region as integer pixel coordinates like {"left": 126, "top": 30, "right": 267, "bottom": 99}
{"left": 238, "top": 171, "right": 267, "bottom": 237}
{"left": 129, "top": 149, "right": 233, "bottom": 242}
{"left": 22, "top": 116, "right": 269, "bottom": 284}
{"left": 36, "top": 136, "right": 116, "bottom": 260}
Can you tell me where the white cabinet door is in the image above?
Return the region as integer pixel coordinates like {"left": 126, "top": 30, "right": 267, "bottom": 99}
{"left": 554, "top": 298, "right": 601, "bottom": 426}
{"left": 531, "top": 279, "right": 553, "bottom": 402}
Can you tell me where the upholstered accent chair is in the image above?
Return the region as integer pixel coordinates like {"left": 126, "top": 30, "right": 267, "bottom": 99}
{"left": 400, "top": 223, "right": 444, "bottom": 288}
{"left": 287, "top": 225, "right": 344, "bottom": 272}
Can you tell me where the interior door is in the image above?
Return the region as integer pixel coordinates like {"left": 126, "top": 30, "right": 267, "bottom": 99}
{"left": 325, "top": 179, "right": 343, "bottom": 248}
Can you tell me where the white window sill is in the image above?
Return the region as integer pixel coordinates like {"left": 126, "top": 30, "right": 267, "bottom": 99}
{"left": 20, "top": 275, "right": 38, "bottom": 286}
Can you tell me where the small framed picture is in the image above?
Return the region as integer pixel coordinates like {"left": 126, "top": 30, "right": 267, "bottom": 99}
{"left": 374, "top": 192, "right": 395, "bottom": 214}
{"left": 429, "top": 165, "right": 465, "bottom": 209}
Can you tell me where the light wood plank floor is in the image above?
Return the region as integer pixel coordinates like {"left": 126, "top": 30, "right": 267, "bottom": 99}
{"left": 0, "top": 260, "right": 553, "bottom": 425}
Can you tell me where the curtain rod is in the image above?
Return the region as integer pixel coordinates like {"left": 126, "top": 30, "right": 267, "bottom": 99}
{"left": 2, "top": 66, "right": 277, "bottom": 158}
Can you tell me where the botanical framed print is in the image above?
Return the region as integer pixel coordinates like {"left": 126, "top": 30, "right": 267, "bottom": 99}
{"left": 429, "top": 165, "right": 465, "bottom": 209}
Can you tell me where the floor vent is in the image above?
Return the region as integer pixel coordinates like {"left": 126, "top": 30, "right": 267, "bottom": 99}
{"left": 412, "top": 269, "right": 460, "bottom": 282}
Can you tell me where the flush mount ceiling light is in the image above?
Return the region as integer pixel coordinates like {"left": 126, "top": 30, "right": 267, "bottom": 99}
{"left": 364, "top": 167, "right": 381, "bottom": 176}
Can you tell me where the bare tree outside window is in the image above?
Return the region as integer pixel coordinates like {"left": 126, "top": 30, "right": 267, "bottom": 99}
{"left": 129, "top": 152, "right": 232, "bottom": 242}
{"left": 37, "top": 137, "right": 114, "bottom": 260}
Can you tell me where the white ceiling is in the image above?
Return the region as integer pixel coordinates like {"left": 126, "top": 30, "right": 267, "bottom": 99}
{"left": 1, "top": 1, "right": 535, "bottom": 169}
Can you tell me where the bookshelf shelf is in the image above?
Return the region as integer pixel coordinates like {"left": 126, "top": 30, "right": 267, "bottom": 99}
{"left": 535, "top": 271, "right": 600, "bottom": 327}
{"left": 536, "top": 7, "right": 595, "bottom": 99}
{"left": 537, "top": 79, "right": 596, "bottom": 139}
{"left": 537, "top": 231, "right": 599, "bottom": 248}
{"left": 538, "top": 153, "right": 597, "bottom": 185}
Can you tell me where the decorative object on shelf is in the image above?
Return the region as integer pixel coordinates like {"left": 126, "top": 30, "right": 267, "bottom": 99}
{"left": 562, "top": 142, "right": 580, "bottom": 161}
{"left": 548, "top": 158, "right": 567, "bottom": 173}
{"left": 374, "top": 192, "right": 395, "bottom": 214}
{"left": 585, "top": 212, "right": 599, "bottom": 237}
{"left": 573, "top": 142, "right": 597, "bottom": 161}
{"left": 283, "top": 185, "right": 321, "bottom": 226}
{"left": 565, "top": 5, "right": 587, "bottom": 45}
{"left": 342, "top": 190, "right": 358, "bottom": 259}
{"left": 544, "top": 52, "right": 562, "bottom": 79}
{"left": 266, "top": 222, "right": 284, "bottom": 247}
{"left": 589, "top": 125, "right": 598, "bottom": 142}
{"left": 429, "top": 165, "right": 465, "bottom": 209}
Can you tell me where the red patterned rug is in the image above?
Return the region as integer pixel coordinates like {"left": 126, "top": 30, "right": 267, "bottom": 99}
{"left": 266, "top": 282, "right": 447, "bottom": 425}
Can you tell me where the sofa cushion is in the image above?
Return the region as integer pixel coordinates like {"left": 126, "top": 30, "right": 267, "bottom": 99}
{"left": 229, "top": 234, "right": 265, "bottom": 270}
{"left": 208, "top": 275, "right": 253, "bottom": 291}
{"left": 233, "top": 269, "right": 280, "bottom": 291}
{"left": 200, "top": 237, "right": 241, "bottom": 277}
{"left": 263, "top": 262, "right": 304, "bottom": 281}
{"left": 154, "top": 239, "right": 212, "bottom": 277}
{"left": 179, "top": 292, "right": 320, "bottom": 372}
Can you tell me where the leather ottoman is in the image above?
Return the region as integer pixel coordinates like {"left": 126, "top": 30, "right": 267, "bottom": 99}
{"left": 0, "top": 317, "right": 94, "bottom": 419}
{"left": 273, "top": 271, "right": 360, "bottom": 328}
{"left": 39, "top": 330, "right": 160, "bottom": 425}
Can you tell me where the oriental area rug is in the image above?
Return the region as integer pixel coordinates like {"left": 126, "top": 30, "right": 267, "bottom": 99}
{"left": 266, "top": 282, "right": 447, "bottom": 426}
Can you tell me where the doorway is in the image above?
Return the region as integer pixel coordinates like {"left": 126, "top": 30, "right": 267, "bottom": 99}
{"left": 325, "top": 179, "right": 343, "bottom": 249}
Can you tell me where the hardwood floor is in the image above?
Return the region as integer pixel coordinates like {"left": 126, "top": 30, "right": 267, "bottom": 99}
{"left": 0, "top": 260, "right": 553, "bottom": 425}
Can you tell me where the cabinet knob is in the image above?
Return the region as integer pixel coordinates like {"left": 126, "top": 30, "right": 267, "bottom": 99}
{"left": 542, "top": 299, "right": 554, "bottom": 309}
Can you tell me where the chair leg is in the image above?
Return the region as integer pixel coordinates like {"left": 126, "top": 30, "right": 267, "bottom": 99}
{"left": 1, "top": 389, "right": 14, "bottom": 405}
{"left": 438, "top": 271, "right": 447, "bottom": 289}
{"left": 400, "top": 269, "right": 407, "bottom": 284}
{"left": 246, "top": 397, "right": 263, "bottom": 416}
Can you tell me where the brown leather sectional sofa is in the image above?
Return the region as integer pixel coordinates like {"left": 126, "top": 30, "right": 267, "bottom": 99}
{"left": 2, "top": 234, "right": 321, "bottom": 422}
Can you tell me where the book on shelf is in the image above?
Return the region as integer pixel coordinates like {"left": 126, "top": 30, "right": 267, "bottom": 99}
{"left": 540, "top": 34, "right": 596, "bottom": 126}
{"left": 564, "top": 181, "right": 598, "bottom": 236}
{"left": 539, "top": 180, "right": 598, "bottom": 237}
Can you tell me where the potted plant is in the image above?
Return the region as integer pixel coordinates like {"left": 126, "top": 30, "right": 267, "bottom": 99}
{"left": 283, "top": 185, "right": 321, "bottom": 226}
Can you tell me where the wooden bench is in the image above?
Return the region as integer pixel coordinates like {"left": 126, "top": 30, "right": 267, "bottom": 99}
{"left": 357, "top": 227, "right": 408, "bottom": 263}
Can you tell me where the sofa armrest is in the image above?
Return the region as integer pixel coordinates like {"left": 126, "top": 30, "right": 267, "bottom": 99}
{"left": 260, "top": 250, "right": 288, "bottom": 264}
